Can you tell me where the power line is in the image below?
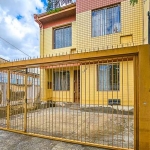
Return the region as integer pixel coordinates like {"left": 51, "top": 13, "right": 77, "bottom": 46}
{"left": 0, "top": 36, "right": 31, "bottom": 58}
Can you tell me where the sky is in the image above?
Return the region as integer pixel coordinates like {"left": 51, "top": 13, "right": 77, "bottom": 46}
{"left": 0, "top": 0, "right": 48, "bottom": 61}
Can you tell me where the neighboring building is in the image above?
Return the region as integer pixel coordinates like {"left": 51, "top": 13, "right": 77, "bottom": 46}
{"left": 0, "top": 57, "right": 8, "bottom": 105}
{"left": 0, "top": 58, "right": 40, "bottom": 105}
{"left": 34, "top": 0, "right": 148, "bottom": 107}
{"left": 0, "top": 57, "right": 7, "bottom": 63}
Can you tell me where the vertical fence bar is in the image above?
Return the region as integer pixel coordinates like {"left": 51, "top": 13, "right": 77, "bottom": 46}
{"left": 116, "top": 58, "right": 119, "bottom": 147}
{"left": 98, "top": 60, "right": 100, "bottom": 144}
{"left": 84, "top": 62, "right": 86, "bottom": 142}
{"left": 133, "top": 55, "right": 139, "bottom": 150}
{"left": 52, "top": 66, "right": 54, "bottom": 136}
{"left": 106, "top": 59, "right": 109, "bottom": 146}
{"left": 65, "top": 64, "right": 67, "bottom": 139}
{"left": 127, "top": 57, "right": 129, "bottom": 149}
{"left": 102, "top": 59, "right": 104, "bottom": 145}
{"left": 88, "top": 61, "right": 90, "bottom": 142}
{"left": 61, "top": 66, "right": 63, "bottom": 138}
{"left": 24, "top": 68, "right": 27, "bottom": 132}
{"left": 121, "top": 57, "right": 124, "bottom": 148}
{"left": 7, "top": 70, "right": 10, "bottom": 129}
{"left": 77, "top": 64, "right": 79, "bottom": 141}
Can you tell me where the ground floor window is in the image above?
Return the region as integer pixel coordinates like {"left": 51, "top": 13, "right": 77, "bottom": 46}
{"left": 98, "top": 63, "right": 119, "bottom": 91}
{"left": 53, "top": 71, "right": 70, "bottom": 91}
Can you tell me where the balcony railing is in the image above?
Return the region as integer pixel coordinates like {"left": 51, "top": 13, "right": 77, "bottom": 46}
{"left": 55, "top": 0, "right": 76, "bottom": 9}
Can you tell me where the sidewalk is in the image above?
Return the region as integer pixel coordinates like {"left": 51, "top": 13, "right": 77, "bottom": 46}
{"left": 0, "top": 130, "right": 106, "bottom": 150}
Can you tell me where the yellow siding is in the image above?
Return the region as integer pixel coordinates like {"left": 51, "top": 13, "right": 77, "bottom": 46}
{"left": 40, "top": 69, "right": 48, "bottom": 101}
{"left": 80, "top": 61, "right": 134, "bottom": 106}
{"left": 40, "top": 0, "right": 144, "bottom": 106}
{"left": 76, "top": 0, "right": 143, "bottom": 50}
{"left": 120, "top": 35, "right": 133, "bottom": 44}
{"left": 40, "top": 29, "right": 44, "bottom": 56}
{"left": 41, "top": 68, "right": 74, "bottom": 102}
{"left": 143, "top": 0, "right": 149, "bottom": 44}
{"left": 41, "top": 21, "right": 76, "bottom": 57}
{"left": 41, "top": 60, "right": 134, "bottom": 106}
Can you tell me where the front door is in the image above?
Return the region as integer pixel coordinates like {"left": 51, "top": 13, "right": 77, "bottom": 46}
{"left": 74, "top": 70, "right": 80, "bottom": 103}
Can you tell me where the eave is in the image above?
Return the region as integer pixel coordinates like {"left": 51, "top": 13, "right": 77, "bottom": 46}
{"left": 34, "top": 4, "right": 76, "bottom": 29}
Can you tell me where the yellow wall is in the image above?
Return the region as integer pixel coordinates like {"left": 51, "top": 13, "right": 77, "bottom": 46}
{"left": 40, "top": 68, "right": 74, "bottom": 102}
{"left": 40, "top": 0, "right": 143, "bottom": 107}
{"left": 40, "top": 29, "right": 44, "bottom": 56}
{"left": 143, "top": 0, "right": 150, "bottom": 44}
{"left": 76, "top": 0, "right": 143, "bottom": 51}
{"left": 40, "top": 21, "right": 76, "bottom": 57}
{"left": 80, "top": 61, "right": 134, "bottom": 106}
{"left": 40, "top": 69, "right": 47, "bottom": 101}
{"left": 40, "top": 60, "right": 134, "bottom": 107}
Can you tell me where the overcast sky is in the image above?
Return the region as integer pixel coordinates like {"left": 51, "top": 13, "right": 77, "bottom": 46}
{"left": 0, "top": 0, "right": 47, "bottom": 61}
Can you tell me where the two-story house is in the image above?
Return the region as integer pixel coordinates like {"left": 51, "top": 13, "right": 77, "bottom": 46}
{"left": 34, "top": 0, "right": 149, "bottom": 108}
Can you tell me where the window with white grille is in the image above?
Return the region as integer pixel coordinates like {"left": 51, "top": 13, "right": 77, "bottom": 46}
{"left": 54, "top": 71, "right": 70, "bottom": 91}
{"left": 92, "top": 5, "right": 121, "bottom": 37}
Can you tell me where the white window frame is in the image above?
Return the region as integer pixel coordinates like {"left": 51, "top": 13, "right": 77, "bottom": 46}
{"left": 98, "top": 63, "right": 120, "bottom": 91}
{"left": 54, "top": 25, "right": 72, "bottom": 49}
{"left": 53, "top": 71, "right": 70, "bottom": 91}
{"left": 92, "top": 4, "right": 121, "bottom": 37}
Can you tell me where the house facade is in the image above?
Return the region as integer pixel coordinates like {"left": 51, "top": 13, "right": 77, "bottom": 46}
{"left": 34, "top": 0, "right": 149, "bottom": 107}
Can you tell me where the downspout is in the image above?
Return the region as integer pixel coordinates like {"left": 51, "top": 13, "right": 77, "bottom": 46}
{"left": 34, "top": 14, "right": 44, "bottom": 57}
{"left": 148, "top": 0, "right": 150, "bottom": 44}
{"left": 142, "top": 0, "right": 145, "bottom": 44}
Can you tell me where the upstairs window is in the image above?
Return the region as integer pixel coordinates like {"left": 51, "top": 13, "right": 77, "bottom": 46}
{"left": 92, "top": 5, "right": 121, "bottom": 37}
{"left": 54, "top": 26, "right": 72, "bottom": 49}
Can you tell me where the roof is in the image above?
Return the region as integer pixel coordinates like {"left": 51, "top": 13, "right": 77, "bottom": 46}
{"left": 36, "top": 3, "right": 76, "bottom": 18}
{"left": 34, "top": 3, "right": 76, "bottom": 28}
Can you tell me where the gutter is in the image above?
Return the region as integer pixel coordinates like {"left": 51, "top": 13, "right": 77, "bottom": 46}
{"left": 34, "top": 14, "right": 43, "bottom": 29}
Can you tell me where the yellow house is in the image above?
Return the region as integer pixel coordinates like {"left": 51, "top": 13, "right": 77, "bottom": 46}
{"left": 34, "top": 0, "right": 148, "bottom": 107}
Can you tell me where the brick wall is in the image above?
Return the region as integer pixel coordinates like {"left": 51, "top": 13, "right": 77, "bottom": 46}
{"left": 76, "top": 0, "right": 123, "bottom": 14}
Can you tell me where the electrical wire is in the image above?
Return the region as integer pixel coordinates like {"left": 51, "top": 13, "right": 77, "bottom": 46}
{"left": 0, "top": 36, "right": 31, "bottom": 58}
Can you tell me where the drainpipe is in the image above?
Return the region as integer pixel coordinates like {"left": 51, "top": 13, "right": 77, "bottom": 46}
{"left": 34, "top": 14, "right": 44, "bottom": 57}
{"left": 148, "top": 11, "right": 150, "bottom": 44}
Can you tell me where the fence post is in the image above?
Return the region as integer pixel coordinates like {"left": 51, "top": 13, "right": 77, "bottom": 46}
{"left": 138, "top": 45, "right": 150, "bottom": 150}
{"left": 24, "top": 68, "right": 27, "bottom": 132}
{"left": 7, "top": 70, "right": 10, "bottom": 129}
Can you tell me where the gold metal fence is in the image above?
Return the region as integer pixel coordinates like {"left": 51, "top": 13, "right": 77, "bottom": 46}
{"left": 0, "top": 53, "right": 136, "bottom": 150}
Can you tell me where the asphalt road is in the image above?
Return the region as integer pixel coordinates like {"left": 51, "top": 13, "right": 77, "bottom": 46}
{"left": 0, "top": 130, "right": 106, "bottom": 150}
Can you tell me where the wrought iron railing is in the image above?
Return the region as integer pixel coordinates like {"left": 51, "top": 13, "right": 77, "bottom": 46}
{"left": 55, "top": 0, "right": 76, "bottom": 9}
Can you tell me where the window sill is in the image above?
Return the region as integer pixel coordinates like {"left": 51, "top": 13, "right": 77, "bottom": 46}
{"left": 92, "top": 32, "right": 121, "bottom": 38}
{"left": 52, "top": 46, "right": 72, "bottom": 50}
{"left": 53, "top": 90, "right": 70, "bottom": 92}
{"left": 97, "top": 90, "right": 120, "bottom": 92}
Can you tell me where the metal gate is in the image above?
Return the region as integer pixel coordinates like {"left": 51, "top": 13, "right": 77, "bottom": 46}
{"left": 0, "top": 55, "right": 136, "bottom": 150}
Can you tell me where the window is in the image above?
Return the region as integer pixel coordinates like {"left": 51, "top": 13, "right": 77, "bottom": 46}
{"left": 92, "top": 5, "right": 121, "bottom": 37}
{"left": 54, "top": 26, "right": 72, "bottom": 49}
{"left": 108, "top": 99, "right": 121, "bottom": 105}
{"left": 53, "top": 71, "right": 70, "bottom": 91}
{"left": 98, "top": 63, "right": 119, "bottom": 91}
